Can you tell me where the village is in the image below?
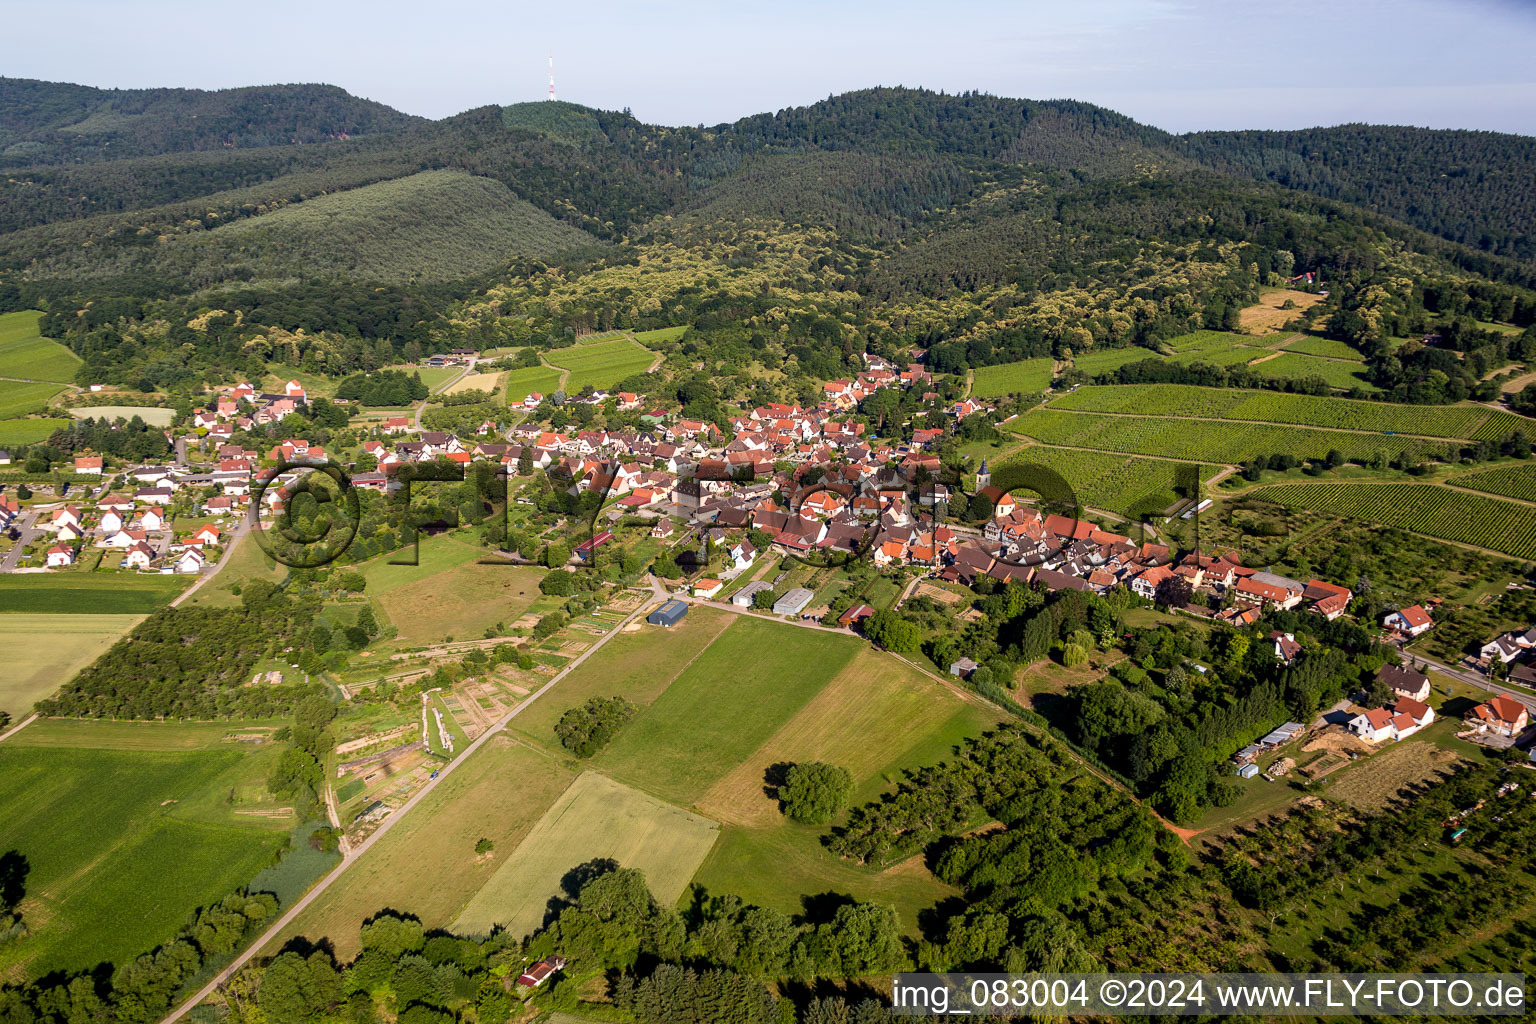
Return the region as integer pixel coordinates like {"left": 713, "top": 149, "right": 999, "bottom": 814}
{"left": 3, "top": 347, "right": 1535, "bottom": 786}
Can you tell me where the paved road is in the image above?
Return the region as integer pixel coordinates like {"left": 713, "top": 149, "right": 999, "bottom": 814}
{"left": 159, "top": 579, "right": 661, "bottom": 1024}
{"left": 0, "top": 509, "right": 40, "bottom": 572}
{"left": 1412, "top": 651, "right": 1536, "bottom": 714}
{"left": 411, "top": 359, "right": 476, "bottom": 430}
{"left": 169, "top": 509, "right": 254, "bottom": 608}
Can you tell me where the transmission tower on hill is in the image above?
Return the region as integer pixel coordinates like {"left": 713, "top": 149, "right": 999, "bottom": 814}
{"left": 547, "top": 54, "right": 556, "bottom": 101}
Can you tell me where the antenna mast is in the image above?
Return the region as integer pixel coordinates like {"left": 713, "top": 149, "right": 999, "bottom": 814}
{"left": 547, "top": 54, "right": 556, "bottom": 101}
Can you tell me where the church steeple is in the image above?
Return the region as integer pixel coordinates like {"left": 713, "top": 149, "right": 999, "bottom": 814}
{"left": 976, "top": 459, "right": 990, "bottom": 489}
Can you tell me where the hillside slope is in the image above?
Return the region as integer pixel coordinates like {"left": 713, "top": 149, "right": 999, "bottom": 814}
{"left": 0, "top": 78, "right": 418, "bottom": 165}
{"left": 20, "top": 170, "right": 600, "bottom": 287}
{"left": 1180, "top": 125, "right": 1536, "bottom": 261}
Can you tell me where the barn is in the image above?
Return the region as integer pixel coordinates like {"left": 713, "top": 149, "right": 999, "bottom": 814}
{"left": 647, "top": 599, "right": 688, "bottom": 627}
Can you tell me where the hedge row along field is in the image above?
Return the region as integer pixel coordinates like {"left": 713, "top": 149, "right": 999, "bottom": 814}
{"left": 969, "top": 357, "right": 1054, "bottom": 397}
{"left": 1249, "top": 482, "right": 1536, "bottom": 560}
{"left": 1009, "top": 408, "right": 1455, "bottom": 464}
{"left": 1051, "top": 384, "right": 1534, "bottom": 442}
{"left": 1448, "top": 462, "right": 1536, "bottom": 503}
{"left": 998, "top": 445, "right": 1208, "bottom": 516}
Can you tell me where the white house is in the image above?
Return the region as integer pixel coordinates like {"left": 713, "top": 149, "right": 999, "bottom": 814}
{"left": 124, "top": 541, "right": 157, "bottom": 570}
{"left": 1348, "top": 707, "right": 1397, "bottom": 743}
{"left": 174, "top": 548, "right": 207, "bottom": 574}
{"left": 45, "top": 544, "right": 75, "bottom": 567}
{"left": 692, "top": 578, "right": 724, "bottom": 599}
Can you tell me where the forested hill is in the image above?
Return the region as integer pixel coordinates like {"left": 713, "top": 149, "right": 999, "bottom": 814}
{"left": 1179, "top": 125, "right": 1536, "bottom": 262}
{"left": 0, "top": 77, "right": 420, "bottom": 165}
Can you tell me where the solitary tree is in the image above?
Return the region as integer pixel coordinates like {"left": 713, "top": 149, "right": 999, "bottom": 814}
{"left": 780, "top": 762, "right": 854, "bottom": 825}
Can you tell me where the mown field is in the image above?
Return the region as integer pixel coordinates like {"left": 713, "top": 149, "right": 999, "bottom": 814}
{"left": 1010, "top": 407, "right": 1454, "bottom": 464}
{"left": 0, "top": 418, "right": 72, "bottom": 445}
{"left": 272, "top": 736, "right": 577, "bottom": 961}
{"left": 0, "top": 612, "right": 148, "bottom": 720}
{"left": 373, "top": 559, "right": 545, "bottom": 647}
{"left": 0, "top": 728, "right": 293, "bottom": 981}
{"left": 451, "top": 771, "right": 719, "bottom": 941}
{"left": 591, "top": 616, "right": 859, "bottom": 805}
{"left": 1248, "top": 482, "right": 1536, "bottom": 559}
{"left": 1448, "top": 461, "right": 1536, "bottom": 503}
{"left": 995, "top": 444, "right": 1208, "bottom": 515}
{"left": 0, "top": 573, "right": 188, "bottom": 613}
{"left": 502, "top": 365, "right": 564, "bottom": 404}
{"left": 1051, "top": 384, "right": 1532, "bottom": 441}
{"left": 0, "top": 311, "right": 81, "bottom": 383}
{"left": 543, "top": 338, "right": 655, "bottom": 393}
{"left": 969, "top": 357, "right": 1053, "bottom": 397}
{"left": 0, "top": 380, "right": 66, "bottom": 419}
{"left": 66, "top": 404, "right": 176, "bottom": 426}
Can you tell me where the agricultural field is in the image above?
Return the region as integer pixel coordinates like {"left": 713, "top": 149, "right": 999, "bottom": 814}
{"left": 502, "top": 365, "right": 564, "bottom": 404}
{"left": 1051, "top": 384, "right": 1533, "bottom": 441}
{"left": 1248, "top": 481, "right": 1536, "bottom": 560}
{"left": 1072, "top": 345, "right": 1165, "bottom": 376}
{"left": 0, "top": 726, "right": 293, "bottom": 981}
{"left": 696, "top": 648, "right": 1003, "bottom": 826}
{"left": 1239, "top": 287, "right": 1326, "bottom": 333}
{"left": 0, "top": 380, "right": 66, "bottom": 419}
{"left": 0, "top": 417, "right": 72, "bottom": 445}
{"left": 1164, "top": 330, "right": 1269, "bottom": 366}
{"left": 354, "top": 532, "right": 486, "bottom": 595}
{"left": 969, "top": 357, "right": 1053, "bottom": 397}
{"left": 273, "top": 736, "right": 577, "bottom": 960}
{"left": 443, "top": 371, "right": 504, "bottom": 396}
{"left": 1281, "top": 334, "right": 1367, "bottom": 360}
{"left": 543, "top": 338, "right": 655, "bottom": 393}
{"left": 451, "top": 771, "right": 719, "bottom": 941}
{"left": 0, "top": 612, "right": 148, "bottom": 720}
{"left": 509, "top": 604, "right": 735, "bottom": 749}
{"left": 632, "top": 326, "right": 688, "bottom": 343}
{"left": 0, "top": 572, "right": 188, "bottom": 613}
{"left": 593, "top": 617, "right": 859, "bottom": 805}
{"left": 66, "top": 404, "right": 176, "bottom": 426}
{"left": 997, "top": 444, "right": 1210, "bottom": 515}
{"left": 0, "top": 311, "right": 81, "bottom": 383}
{"left": 1010, "top": 407, "right": 1454, "bottom": 464}
{"left": 371, "top": 557, "right": 545, "bottom": 647}
{"left": 1448, "top": 461, "right": 1536, "bottom": 503}
{"left": 1250, "top": 351, "right": 1378, "bottom": 390}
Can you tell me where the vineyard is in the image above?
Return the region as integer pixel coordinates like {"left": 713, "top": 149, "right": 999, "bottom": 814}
{"left": 996, "top": 445, "right": 1209, "bottom": 516}
{"left": 1281, "top": 335, "right": 1367, "bottom": 361}
{"left": 1008, "top": 408, "right": 1455, "bottom": 464}
{"left": 1165, "top": 331, "right": 1268, "bottom": 366}
{"left": 1073, "top": 345, "right": 1164, "bottom": 376}
{"left": 1251, "top": 352, "right": 1378, "bottom": 390}
{"left": 1448, "top": 462, "right": 1536, "bottom": 503}
{"left": 544, "top": 338, "right": 656, "bottom": 393}
{"left": 970, "top": 357, "right": 1054, "bottom": 397}
{"left": 502, "top": 365, "right": 564, "bottom": 404}
{"left": 1050, "top": 385, "right": 1535, "bottom": 442}
{"left": 1248, "top": 482, "right": 1536, "bottom": 560}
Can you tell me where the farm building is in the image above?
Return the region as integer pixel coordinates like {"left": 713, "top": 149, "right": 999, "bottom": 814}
{"left": 574, "top": 530, "right": 614, "bottom": 562}
{"left": 692, "top": 578, "right": 724, "bottom": 599}
{"left": 949, "top": 657, "right": 979, "bottom": 678}
{"left": 517, "top": 955, "right": 568, "bottom": 988}
{"left": 647, "top": 599, "right": 688, "bottom": 627}
{"left": 733, "top": 581, "right": 774, "bottom": 607}
{"left": 773, "top": 588, "right": 814, "bottom": 615}
{"left": 1258, "top": 722, "right": 1305, "bottom": 747}
{"left": 1238, "top": 763, "right": 1261, "bottom": 779}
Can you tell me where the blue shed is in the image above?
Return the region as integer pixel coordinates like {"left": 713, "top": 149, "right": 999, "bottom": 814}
{"left": 647, "top": 599, "right": 688, "bottom": 627}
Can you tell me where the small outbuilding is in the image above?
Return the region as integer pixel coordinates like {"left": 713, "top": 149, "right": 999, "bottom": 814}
{"left": 647, "top": 599, "right": 688, "bottom": 627}
{"left": 733, "top": 581, "right": 774, "bottom": 607}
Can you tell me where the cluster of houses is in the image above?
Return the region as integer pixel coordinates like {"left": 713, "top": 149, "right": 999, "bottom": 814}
{"left": 1478, "top": 625, "right": 1536, "bottom": 688}
{"left": 189, "top": 379, "right": 309, "bottom": 440}
{"left": 1348, "top": 665, "right": 1438, "bottom": 744}
{"left": 36, "top": 489, "right": 221, "bottom": 573}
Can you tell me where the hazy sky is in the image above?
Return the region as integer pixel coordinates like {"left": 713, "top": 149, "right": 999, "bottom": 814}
{"left": 10, "top": 0, "right": 1536, "bottom": 134}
